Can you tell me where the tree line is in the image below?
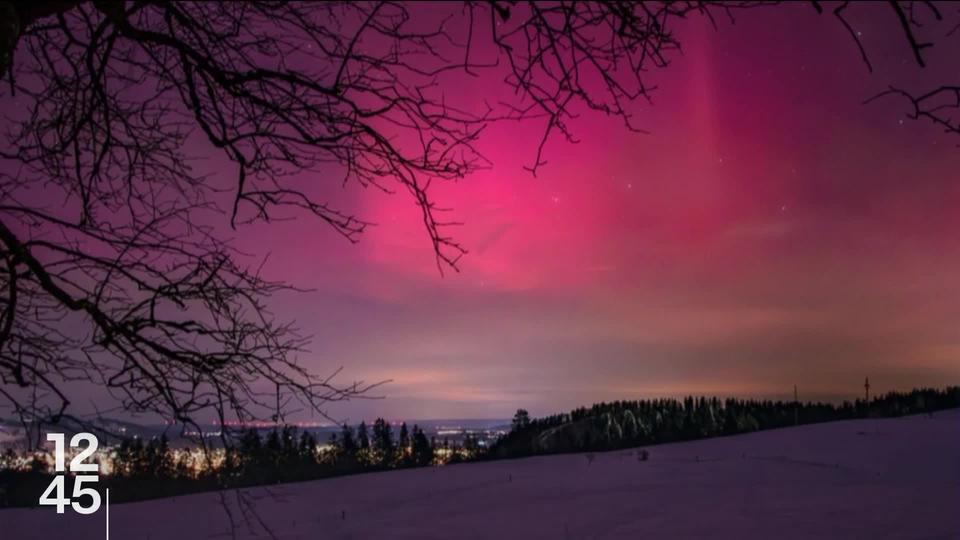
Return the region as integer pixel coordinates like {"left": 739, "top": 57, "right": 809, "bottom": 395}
{"left": 1, "top": 387, "right": 958, "bottom": 506}
{"left": 488, "top": 386, "right": 960, "bottom": 458}
{"left": 0, "top": 419, "right": 481, "bottom": 506}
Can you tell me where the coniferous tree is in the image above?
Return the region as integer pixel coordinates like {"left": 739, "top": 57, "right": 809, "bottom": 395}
{"left": 621, "top": 410, "right": 639, "bottom": 441}
{"left": 398, "top": 422, "right": 410, "bottom": 464}
{"left": 239, "top": 428, "right": 264, "bottom": 470}
{"left": 463, "top": 434, "right": 478, "bottom": 453}
{"left": 411, "top": 425, "right": 433, "bottom": 466}
{"left": 340, "top": 424, "right": 357, "bottom": 455}
{"left": 145, "top": 435, "right": 173, "bottom": 479}
{"left": 114, "top": 438, "right": 133, "bottom": 477}
{"left": 299, "top": 431, "right": 318, "bottom": 465}
{"left": 372, "top": 418, "right": 395, "bottom": 465}
{"left": 174, "top": 451, "right": 193, "bottom": 480}
{"left": 608, "top": 415, "right": 623, "bottom": 447}
{"left": 328, "top": 432, "right": 339, "bottom": 454}
{"left": 357, "top": 422, "right": 370, "bottom": 449}
{"left": 27, "top": 455, "right": 47, "bottom": 474}
{"left": 281, "top": 426, "right": 299, "bottom": 468}
{"left": 512, "top": 409, "right": 531, "bottom": 432}
{"left": 398, "top": 423, "right": 409, "bottom": 447}
{"left": 265, "top": 429, "right": 282, "bottom": 468}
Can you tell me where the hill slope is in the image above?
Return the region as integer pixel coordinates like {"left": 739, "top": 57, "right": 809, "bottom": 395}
{"left": 5, "top": 410, "right": 959, "bottom": 539}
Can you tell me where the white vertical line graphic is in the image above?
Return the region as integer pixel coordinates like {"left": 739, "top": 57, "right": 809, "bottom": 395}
{"left": 105, "top": 488, "right": 110, "bottom": 540}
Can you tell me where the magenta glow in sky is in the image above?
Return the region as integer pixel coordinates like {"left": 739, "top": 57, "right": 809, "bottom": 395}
{"left": 210, "top": 6, "right": 960, "bottom": 421}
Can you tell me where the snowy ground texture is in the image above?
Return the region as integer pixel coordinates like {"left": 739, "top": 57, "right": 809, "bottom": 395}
{"left": 4, "top": 410, "right": 959, "bottom": 539}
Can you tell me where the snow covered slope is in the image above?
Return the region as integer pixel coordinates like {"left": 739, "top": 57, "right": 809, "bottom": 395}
{"left": 4, "top": 410, "right": 958, "bottom": 539}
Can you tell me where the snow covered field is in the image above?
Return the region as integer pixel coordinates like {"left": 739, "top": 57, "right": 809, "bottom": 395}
{"left": 4, "top": 410, "right": 958, "bottom": 539}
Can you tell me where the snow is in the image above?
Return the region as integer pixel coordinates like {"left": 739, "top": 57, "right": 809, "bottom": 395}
{"left": 4, "top": 410, "right": 959, "bottom": 539}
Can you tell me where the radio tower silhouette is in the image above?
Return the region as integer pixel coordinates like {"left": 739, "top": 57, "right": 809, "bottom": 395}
{"left": 864, "top": 377, "right": 871, "bottom": 418}
{"left": 793, "top": 385, "right": 799, "bottom": 426}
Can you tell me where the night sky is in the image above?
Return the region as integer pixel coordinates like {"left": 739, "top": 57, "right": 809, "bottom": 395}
{"left": 25, "top": 4, "right": 960, "bottom": 423}
{"left": 217, "top": 5, "right": 958, "bottom": 422}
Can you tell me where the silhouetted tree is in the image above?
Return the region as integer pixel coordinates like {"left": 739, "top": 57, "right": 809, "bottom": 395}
{"left": 397, "top": 422, "right": 410, "bottom": 465}
{"left": 340, "top": 424, "right": 356, "bottom": 455}
{"left": 410, "top": 425, "right": 433, "bottom": 467}
{"left": 512, "top": 409, "right": 531, "bottom": 432}
{"left": 372, "top": 418, "right": 394, "bottom": 466}
{"left": 238, "top": 428, "right": 264, "bottom": 469}
{"left": 357, "top": 422, "right": 370, "bottom": 452}
{"left": 299, "top": 431, "right": 318, "bottom": 465}
{"left": 144, "top": 435, "right": 174, "bottom": 479}
{"left": 621, "top": 410, "right": 639, "bottom": 441}
{"left": 463, "top": 434, "right": 479, "bottom": 454}
{"left": 398, "top": 423, "right": 410, "bottom": 450}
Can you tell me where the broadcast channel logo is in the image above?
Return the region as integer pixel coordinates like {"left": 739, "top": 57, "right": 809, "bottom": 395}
{"left": 39, "top": 433, "right": 110, "bottom": 538}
